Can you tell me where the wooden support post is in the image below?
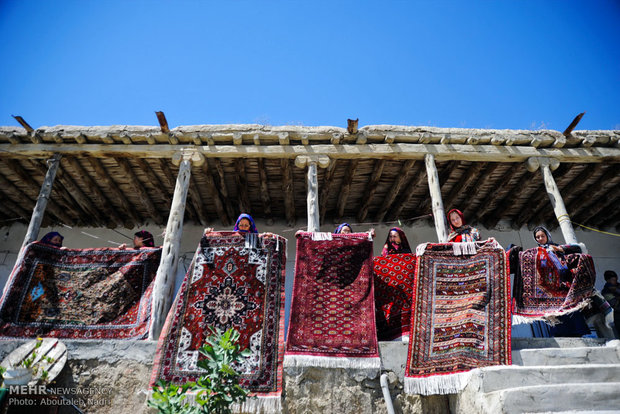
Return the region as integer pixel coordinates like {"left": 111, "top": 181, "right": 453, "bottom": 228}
{"left": 21, "top": 154, "right": 62, "bottom": 249}
{"left": 527, "top": 157, "right": 578, "bottom": 244}
{"left": 296, "top": 155, "right": 329, "bottom": 232}
{"left": 149, "top": 149, "right": 204, "bottom": 340}
{"left": 425, "top": 154, "right": 448, "bottom": 242}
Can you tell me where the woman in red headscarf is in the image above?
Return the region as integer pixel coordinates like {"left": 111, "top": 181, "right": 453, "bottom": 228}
{"left": 381, "top": 227, "right": 412, "bottom": 256}
{"left": 447, "top": 209, "right": 480, "bottom": 242}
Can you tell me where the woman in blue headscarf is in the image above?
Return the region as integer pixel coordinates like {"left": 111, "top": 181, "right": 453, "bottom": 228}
{"left": 334, "top": 223, "right": 353, "bottom": 234}
{"left": 40, "top": 231, "right": 64, "bottom": 247}
{"left": 233, "top": 213, "right": 258, "bottom": 234}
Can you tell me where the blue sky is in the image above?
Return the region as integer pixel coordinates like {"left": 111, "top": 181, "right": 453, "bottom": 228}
{"left": 1, "top": 1, "right": 618, "bottom": 130}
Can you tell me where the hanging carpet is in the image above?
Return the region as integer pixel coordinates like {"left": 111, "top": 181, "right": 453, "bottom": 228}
{"left": 512, "top": 247, "right": 595, "bottom": 323}
{"left": 284, "top": 232, "right": 380, "bottom": 372}
{"left": 150, "top": 232, "right": 286, "bottom": 413}
{"left": 0, "top": 242, "right": 160, "bottom": 339}
{"left": 373, "top": 254, "right": 416, "bottom": 341}
{"left": 405, "top": 239, "right": 511, "bottom": 395}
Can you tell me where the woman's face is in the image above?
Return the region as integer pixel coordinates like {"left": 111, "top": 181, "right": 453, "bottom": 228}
{"left": 449, "top": 212, "right": 463, "bottom": 228}
{"left": 238, "top": 218, "right": 251, "bottom": 232}
{"left": 340, "top": 226, "right": 352, "bottom": 234}
{"left": 388, "top": 230, "right": 401, "bottom": 244}
{"left": 50, "top": 235, "right": 62, "bottom": 246}
{"left": 535, "top": 230, "right": 548, "bottom": 245}
{"left": 134, "top": 236, "right": 144, "bottom": 248}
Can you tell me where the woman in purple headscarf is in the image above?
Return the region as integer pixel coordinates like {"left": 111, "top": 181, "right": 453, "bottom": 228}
{"left": 40, "top": 231, "right": 64, "bottom": 247}
{"left": 381, "top": 227, "right": 412, "bottom": 256}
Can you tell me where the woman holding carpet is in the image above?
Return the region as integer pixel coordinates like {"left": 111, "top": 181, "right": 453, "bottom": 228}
{"left": 381, "top": 227, "right": 412, "bottom": 256}
{"left": 447, "top": 209, "right": 480, "bottom": 242}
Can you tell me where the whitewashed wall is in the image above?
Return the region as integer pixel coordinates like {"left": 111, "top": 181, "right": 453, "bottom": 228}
{"left": 1, "top": 220, "right": 618, "bottom": 335}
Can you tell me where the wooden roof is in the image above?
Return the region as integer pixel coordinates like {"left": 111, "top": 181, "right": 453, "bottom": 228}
{"left": 0, "top": 124, "right": 619, "bottom": 230}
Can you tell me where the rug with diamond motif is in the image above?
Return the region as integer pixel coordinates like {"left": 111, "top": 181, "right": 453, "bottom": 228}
{"left": 0, "top": 242, "right": 160, "bottom": 339}
{"left": 405, "top": 239, "right": 511, "bottom": 395}
{"left": 373, "top": 254, "right": 416, "bottom": 341}
{"left": 284, "top": 232, "right": 379, "bottom": 372}
{"left": 150, "top": 232, "right": 286, "bottom": 412}
{"left": 512, "top": 247, "right": 595, "bottom": 323}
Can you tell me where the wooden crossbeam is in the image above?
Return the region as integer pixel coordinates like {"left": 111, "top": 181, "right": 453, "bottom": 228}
{"left": 357, "top": 159, "right": 386, "bottom": 223}
{"left": 566, "top": 165, "right": 620, "bottom": 223}
{"left": 188, "top": 175, "right": 208, "bottom": 226}
{"left": 374, "top": 160, "right": 416, "bottom": 223}
{"left": 63, "top": 157, "right": 127, "bottom": 227}
{"left": 473, "top": 166, "right": 519, "bottom": 223}
{"left": 484, "top": 169, "right": 536, "bottom": 228}
{"left": 212, "top": 159, "right": 236, "bottom": 222}
{"left": 234, "top": 159, "right": 251, "bottom": 215}
{"left": 442, "top": 162, "right": 486, "bottom": 211}
{"left": 461, "top": 163, "right": 504, "bottom": 220}
{"left": 155, "top": 111, "right": 170, "bottom": 134}
{"left": 319, "top": 160, "right": 338, "bottom": 224}
{"left": 336, "top": 159, "right": 360, "bottom": 220}
{"left": 281, "top": 159, "right": 296, "bottom": 227}
{"left": 415, "top": 161, "right": 459, "bottom": 214}
{"left": 257, "top": 159, "right": 274, "bottom": 225}
{"left": 115, "top": 157, "right": 164, "bottom": 225}
{"left": 88, "top": 157, "right": 143, "bottom": 225}
{"left": 201, "top": 162, "right": 230, "bottom": 226}
{"left": 386, "top": 163, "right": 426, "bottom": 221}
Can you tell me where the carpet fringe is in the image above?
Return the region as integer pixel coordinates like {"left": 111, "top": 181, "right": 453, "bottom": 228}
{"left": 311, "top": 232, "right": 333, "bottom": 241}
{"left": 284, "top": 354, "right": 381, "bottom": 372}
{"left": 404, "top": 371, "right": 472, "bottom": 395}
{"left": 512, "top": 298, "right": 591, "bottom": 326}
{"left": 452, "top": 242, "right": 477, "bottom": 256}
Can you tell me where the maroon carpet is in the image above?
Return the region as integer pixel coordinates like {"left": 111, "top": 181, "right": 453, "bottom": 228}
{"left": 285, "top": 232, "right": 379, "bottom": 371}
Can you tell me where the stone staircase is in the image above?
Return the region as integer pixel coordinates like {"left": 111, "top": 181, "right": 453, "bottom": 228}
{"left": 453, "top": 338, "right": 620, "bottom": 414}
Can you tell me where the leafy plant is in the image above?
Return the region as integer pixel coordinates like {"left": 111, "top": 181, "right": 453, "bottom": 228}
{"left": 148, "top": 327, "right": 251, "bottom": 414}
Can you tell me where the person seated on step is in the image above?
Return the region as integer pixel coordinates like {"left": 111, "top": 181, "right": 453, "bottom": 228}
{"left": 447, "top": 209, "right": 480, "bottom": 243}
{"left": 381, "top": 227, "right": 412, "bottom": 256}
{"left": 39, "top": 231, "right": 65, "bottom": 248}
{"left": 334, "top": 223, "right": 376, "bottom": 238}
{"left": 118, "top": 230, "right": 156, "bottom": 249}
{"left": 602, "top": 270, "right": 620, "bottom": 337}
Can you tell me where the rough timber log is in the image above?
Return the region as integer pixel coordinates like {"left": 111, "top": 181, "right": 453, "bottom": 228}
{"left": 425, "top": 154, "right": 448, "bottom": 242}
{"left": 21, "top": 154, "right": 62, "bottom": 249}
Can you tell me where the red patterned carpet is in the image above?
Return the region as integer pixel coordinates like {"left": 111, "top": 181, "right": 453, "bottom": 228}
{"left": 373, "top": 254, "right": 416, "bottom": 341}
{"left": 150, "top": 233, "right": 286, "bottom": 412}
{"left": 406, "top": 240, "right": 511, "bottom": 395}
{"left": 512, "top": 247, "right": 595, "bottom": 322}
{"left": 0, "top": 242, "right": 160, "bottom": 339}
{"left": 285, "top": 232, "right": 379, "bottom": 371}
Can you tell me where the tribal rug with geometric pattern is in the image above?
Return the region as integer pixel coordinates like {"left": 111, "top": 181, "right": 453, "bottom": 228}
{"left": 405, "top": 239, "right": 511, "bottom": 395}
{"left": 285, "top": 232, "right": 379, "bottom": 372}
{"left": 0, "top": 242, "right": 160, "bottom": 339}
{"left": 150, "top": 233, "right": 286, "bottom": 412}
{"left": 373, "top": 254, "right": 416, "bottom": 341}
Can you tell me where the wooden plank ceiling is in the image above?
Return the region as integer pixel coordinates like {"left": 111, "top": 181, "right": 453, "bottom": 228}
{"left": 0, "top": 124, "right": 618, "bottom": 231}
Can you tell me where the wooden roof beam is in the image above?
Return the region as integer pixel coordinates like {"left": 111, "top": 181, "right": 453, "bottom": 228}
{"left": 12, "top": 115, "right": 41, "bottom": 144}
{"left": 257, "top": 159, "right": 274, "bottom": 226}
{"left": 415, "top": 161, "right": 459, "bottom": 214}
{"left": 115, "top": 157, "right": 165, "bottom": 225}
{"left": 387, "top": 163, "right": 426, "bottom": 222}
{"left": 201, "top": 162, "right": 230, "bottom": 226}
{"left": 374, "top": 159, "right": 416, "bottom": 223}
{"left": 2, "top": 142, "right": 619, "bottom": 163}
{"left": 567, "top": 165, "right": 620, "bottom": 222}
{"left": 483, "top": 169, "right": 536, "bottom": 228}
{"left": 474, "top": 166, "right": 523, "bottom": 223}
{"left": 155, "top": 111, "right": 170, "bottom": 134}
{"left": 211, "top": 159, "right": 236, "bottom": 222}
{"left": 563, "top": 112, "right": 586, "bottom": 137}
{"left": 88, "top": 157, "right": 143, "bottom": 225}
{"left": 4, "top": 159, "right": 78, "bottom": 224}
{"left": 187, "top": 175, "right": 208, "bottom": 226}
{"left": 442, "top": 162, "right": 486, "bottom": 210}
{"left": 234, "top": 159, "right": 251, "bottom": 215}
{"left": 63, "top": 157, "right": 127, "bottom": 227}
{"left": 281, "top": 159, "right": 296, "bottom": 227}
{"left": 158, "top": 159, "right": 198, "bottom": 223}
{"left": 0, "top": 189, "right": 33, "bottom": 222}
{"left": 357, "top": 159, "right": 386, "bottom": 223}
{"left": 335, "top": 159, "right": 360, "bottom": 220}
{"left": 461, "top": 163, "right": 505, "bottom": 220}
{"left": 319, "top": 160, "right": 338, "bottom": 224}
{"left": 584, "top": 194, "right": 620, "bottom": 226}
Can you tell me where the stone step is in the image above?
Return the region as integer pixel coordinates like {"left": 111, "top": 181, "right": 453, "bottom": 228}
{"left": 475, "top": 364, "right": 620, "bottom": 393}
{"left": 487, "top": 382, "right": 620, "bottom": 414}
{"left": 513, "top": 344, "right": 620, "bottom": 366}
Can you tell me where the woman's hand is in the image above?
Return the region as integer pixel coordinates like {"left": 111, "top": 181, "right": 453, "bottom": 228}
{"left": 118, "top": 243, "right": 127, "bottom": 249}
{"left": 551, "top": 245, "right": 564, "bottom": 253}
{"left": 204, "top": 228, "right": 214, "bottom": 236}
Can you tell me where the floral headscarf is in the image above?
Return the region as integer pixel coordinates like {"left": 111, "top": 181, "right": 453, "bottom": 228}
{"left": 234, "top": 213, "right": 258, "bottom": 233}
{"left": 40, "top": 231, "right": 64, "bottom": 247}
{"left": 135, "top": 230, "right": 155, "bottom": 247}
{"left": 334, "top": 223, "right": 353, "bottom": 234}
{"left": 382, "top": 227, "right": 412, "bottom": 256}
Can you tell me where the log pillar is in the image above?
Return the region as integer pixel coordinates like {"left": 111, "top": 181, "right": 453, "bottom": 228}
{"left": 21, "top": 153, "right": 62, "bottom": 250}
{"left": 149, "top": 149, "right": 205, "bottom": 340}
{"left": 425, "top": 154, "right": 449, "bottom": 242}
{"left": 295, "top": 155, "right": 330, "bottom": 232}
{"left": 526, "top": 157, "right": 578, "bottom": 244}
